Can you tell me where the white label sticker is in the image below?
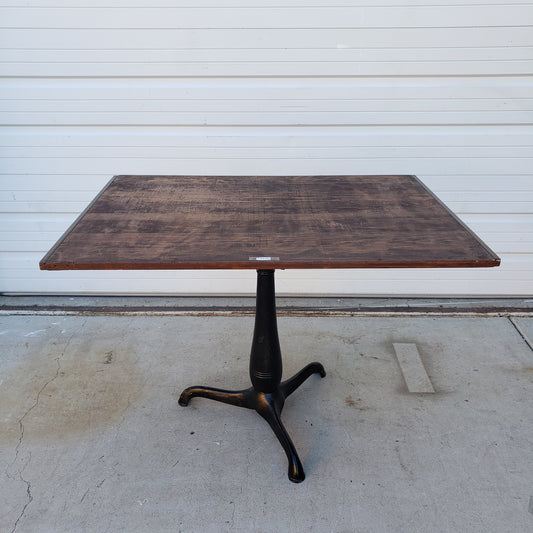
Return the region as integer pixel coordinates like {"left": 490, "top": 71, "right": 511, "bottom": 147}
{"left": 249, "top": 256, "right": 279, "bottom": 261}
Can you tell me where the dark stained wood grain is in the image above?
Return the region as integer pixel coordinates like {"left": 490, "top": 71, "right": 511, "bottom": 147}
{"left": 40, "top": 175, "right": 500, "bottom": 271}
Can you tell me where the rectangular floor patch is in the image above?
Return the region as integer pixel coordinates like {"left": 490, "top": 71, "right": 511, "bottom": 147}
{"left": 393, "top": 343, "right": 435, "bottom": 393}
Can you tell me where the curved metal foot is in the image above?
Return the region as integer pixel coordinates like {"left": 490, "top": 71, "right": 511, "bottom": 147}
{"left": 280, "top": 362, "right": 326, "bottom": 398}
{"left": 178, "top": 386, "right": 252, "bottom": 409}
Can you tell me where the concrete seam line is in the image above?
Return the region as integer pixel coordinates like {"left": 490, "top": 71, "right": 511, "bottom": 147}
{"left": 508, "top": 317, "right": 533, "bottom": 353}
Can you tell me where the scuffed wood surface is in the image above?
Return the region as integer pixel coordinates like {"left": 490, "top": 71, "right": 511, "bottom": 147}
{"left": 40, "top": 175, "right": 500, "bottom": 270}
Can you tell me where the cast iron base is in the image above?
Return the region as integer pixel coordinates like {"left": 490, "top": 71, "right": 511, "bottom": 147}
{"left": 178, "top": 269, "right": 326, "bottom": 483}
{"left": 178, "top": 362, "right": 325, "bottom": 483}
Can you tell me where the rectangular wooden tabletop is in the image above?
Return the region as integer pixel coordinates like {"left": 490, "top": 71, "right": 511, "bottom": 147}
{"left": 40, "top": 175, "right": 500, "bottom": 271}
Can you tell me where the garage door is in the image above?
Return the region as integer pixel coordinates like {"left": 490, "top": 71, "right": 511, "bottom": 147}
{"left": 1, "top": 1, "right": 532, "bottom": 295}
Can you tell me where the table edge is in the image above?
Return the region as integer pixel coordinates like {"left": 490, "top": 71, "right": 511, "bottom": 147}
{"left": 40, "top": 258, "right": 501, "bottom": 271}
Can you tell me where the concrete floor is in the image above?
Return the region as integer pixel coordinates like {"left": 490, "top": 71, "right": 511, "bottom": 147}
{"left": 1, "top": 306, "right": 533, "bottom": 532}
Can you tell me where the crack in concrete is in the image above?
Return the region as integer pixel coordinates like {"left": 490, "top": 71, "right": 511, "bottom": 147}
{"left": 230, "top": 500, "right": 236, "bottom": 528}
{"left": 9, "top": 357, "right": 61, "bottom": 533}
{"left": 79, "top": 488, "right": 90, "bottom": 504}
{"left": 8, "top": 330, "right": 75, "bottom": 533}
{"left": 10, "top": 473, "right": 33, "bottom": 533}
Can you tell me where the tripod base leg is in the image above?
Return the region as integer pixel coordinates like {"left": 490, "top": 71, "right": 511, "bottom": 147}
{"left": 254, "top": 390, "right": 305, "bottom": 483}
{"left": 178, "top": 386, "right": 250, "bottom": 408}
{"left": 281, "top": 362, "right": 326, "bottom": 398}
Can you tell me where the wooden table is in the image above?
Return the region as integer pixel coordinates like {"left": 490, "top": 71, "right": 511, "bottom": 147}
{"left": 40, "top": 175, "right": 500, "bottom": 482}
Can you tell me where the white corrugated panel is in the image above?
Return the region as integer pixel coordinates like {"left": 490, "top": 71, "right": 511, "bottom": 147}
{"left": 1, "top": 0, "right": 532, "bottom": 296}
